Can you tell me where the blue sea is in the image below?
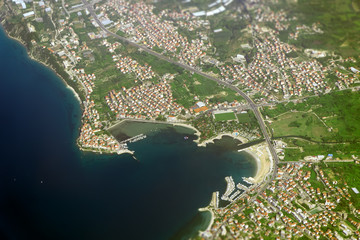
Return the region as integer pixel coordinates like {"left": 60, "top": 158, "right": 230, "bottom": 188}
{"left": 0, "top": 27, "right": 256, "bottom": 240}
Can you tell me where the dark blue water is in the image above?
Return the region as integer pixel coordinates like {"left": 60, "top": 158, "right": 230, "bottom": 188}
{"left": 0, "top": 27, "right": 256, "bottom": 240}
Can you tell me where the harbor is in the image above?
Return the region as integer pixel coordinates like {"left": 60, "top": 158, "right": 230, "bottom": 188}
{"left": 221, "top": 176, "right": 236, "bottom": 201}
{"left": 220, "top": 176, "right": 252, "bottom": 204}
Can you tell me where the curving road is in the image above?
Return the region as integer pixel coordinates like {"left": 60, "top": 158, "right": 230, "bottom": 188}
{"left": 82, "top": 0, "right": 279, "bottom": 177}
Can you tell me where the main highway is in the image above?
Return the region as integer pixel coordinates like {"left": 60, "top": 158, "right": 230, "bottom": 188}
{"left": 82, "top": 0, "right": 279, "bottom": 179}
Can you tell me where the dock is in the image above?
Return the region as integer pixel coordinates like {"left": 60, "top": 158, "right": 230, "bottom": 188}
{"left": 228, "top": 190, "right": 241, "bottom": 201}
{"left": 237, "top": 183, "right": 249, "bottom": 191}
{"left": 242, "top": 177, "right": 255, "bottom": 185}
{"left": 120, "top": 134, "right": 147, "bottom": 144}
{"left": 221, "top": 176, "right": 236, "bottom": 201}
{"left": 209, "top": 191, "right": 219, "bottom": 209}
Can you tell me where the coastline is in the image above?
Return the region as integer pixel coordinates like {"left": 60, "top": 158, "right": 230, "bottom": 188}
{"left": 196, "top": 132, "right": 249, "bottom": 147}
{"left": 79, "top": 146, "right": 134, "bottom": 155}
{"left": 171, "top": 122, "right": 201, "bottom": 138}
{"left": 198, "top": 207, "right": 215, "bottom": 232}
{"left": 240, "top": 143, "right": 271, "bottom": 184}
{"left": 0, "top": 26, "right": 82, "bottom": 104}
{"left": 107, "top": 119, "right": 252, "bottom": 149}
{"left": 107, "top": 119, "right": 202, "bottom": 138}
{"left": 1, "top": 26, "right": 270, "bottom": 178}
{"left": 199, "top": 143, "right": 272, "bottom": 233}
{"left": 0, "top": 26, "right": 130, "bottom": 155}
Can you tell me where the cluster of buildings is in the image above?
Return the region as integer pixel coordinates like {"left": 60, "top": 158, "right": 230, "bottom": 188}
{"left": 73, "top": 68, "right": 95, "bottom": 95}
{"left": 78, "top": 123, "right": 120, "bottom": 152}
{"left": 219, "top": 63, "right": 271, "bottom": 97}
{"left": 113, "top": 55, "right": 155, "bottom": 82}
{"left": 78, "top": 98, "right": 121, "bottom": 153}
{"left": 105, "top": 81, "right": 184, "bottom": 120}
{"left": 203, "top": 162, "right": 360, "bottom": 239}
{"left": 220, "top": 23, "right": 331, "bottom": 97}
{"left": 335, "top": 70, "right": 355, "bottom": 90}
{"left": 102, "top": 39, "right": 121, "bottom": 53}
{"left": 289, "top": 23, "right": 323, "bottom": 41}
{"left": 158, "top": 9, "right": 209, "bottom": 32}
{"left": 254, "top": 8, "right": 292, "bottom": 31}
{"left": 17, "top": 0, "right": 124, "bottom": 154}
{"left": 19, "top": 0, "right": 52, "bottom": 18}
{"left": 192, "top": 0, "right": 233, "bottom": 17}
{"left": 102, "top": 0, "right": 209, "bottom": 66}
{"left": 72, "top": 69, "right": 122, "bottom": 153}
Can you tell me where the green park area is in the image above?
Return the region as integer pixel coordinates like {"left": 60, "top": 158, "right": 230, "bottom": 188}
{"left": 192, "top": 112, "right": 261, "bottom": 142}
{"left": 236, "top": 113, "right": 252, "bottom": 123}
{"left": 264, "top": 90, "right": 360, "bottom": 161}
{"left": 214, "top": 112, "right": 237, "bottom": 121}
{"left": 263, "top": 90, "right": 360, "bottom": 143}
{"left": 282, "top": 138, "right": 360, "bottom": 161}
{"left": 170, "top": 72, "right": 241, "bottom": 108}
{"left": 270, "top": 111, "right": 329, "bottom": 142}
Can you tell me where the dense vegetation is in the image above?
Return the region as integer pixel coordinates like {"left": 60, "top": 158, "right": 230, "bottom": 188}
{"left": 323, "top": 162, "right": 360, "bottom": 209}
{"left": 263, "top": 90, "right": 360, "bottom": 161}
{"left": 277, "top": 0, "right": 360, "bottom": 59}
{"left": 192, "top": 111, "right": 260, "bottom": 141}
{"left": 263, "top": 90, "right": 360, "bottom": 143}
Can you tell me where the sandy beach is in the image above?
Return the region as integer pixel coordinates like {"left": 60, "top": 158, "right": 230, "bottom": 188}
{"left": 240, "top": 143, "right": 272, "bottom": 184}
{"left": 196, "top": 132, "right": 249, "bottom": 147}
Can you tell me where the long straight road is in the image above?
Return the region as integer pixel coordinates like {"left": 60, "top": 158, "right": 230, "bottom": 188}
{"left": 82, "top": 0, "right": 279, "bottom": 177}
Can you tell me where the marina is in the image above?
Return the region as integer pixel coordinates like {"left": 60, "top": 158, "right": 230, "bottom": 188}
{"left": 228, "top": 190, "right": 241, "bottom": 201}
{"left": 221, "top": 176, "right": 235, "bottom": 201}
{"left": 237, "top": 183, "right": 249, "bottom": 191}
{"left": 242, "top": 177, "right": 255, "bottom": 185}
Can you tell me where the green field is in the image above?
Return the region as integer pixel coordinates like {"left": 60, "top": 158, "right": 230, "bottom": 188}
{"left": 282, "top": 138, "right": 360, "bottom": 161}
{"left": 170, "top": 72, "right": 241, "bottom": 108}
{"left": 270, "top": 112, "right": 329, "bottom": 141}
{"left": 214, "top": 112, "right": 237, "bottom": 121}
{"left": 263, "top": 90, "right": 360, "bottom": 143}
{"left": 237, "top": 113, "right": 252, "bottom": 123}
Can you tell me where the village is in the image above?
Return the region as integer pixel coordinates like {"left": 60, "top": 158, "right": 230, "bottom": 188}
{"left": 9, "top": 0, "right": 360, "bottom": 158}
{"left": 102, "top": 0, "right": 211, "bottom": 66}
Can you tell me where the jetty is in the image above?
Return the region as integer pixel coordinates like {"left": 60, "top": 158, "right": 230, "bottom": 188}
{"left": 208, "top": 191, "right": 219, "bottom": 209}
{"left": 242, "top": 177, "right": 255, "bottom": 185}
{"left": 237, "top": 183, "right": 249, "bottom": 191}
{"left": 120, "top": 134, "right": 147, "bottom": 144}
{"left": 221, "top": 176, "right": 236, "bottom": 201}
{"left": 228, "top": 190, "right": 241, "bottom": 201}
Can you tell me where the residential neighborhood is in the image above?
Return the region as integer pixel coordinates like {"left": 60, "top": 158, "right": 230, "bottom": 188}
{"left": 204, "top": 162, "right": 360, "bottom": 239}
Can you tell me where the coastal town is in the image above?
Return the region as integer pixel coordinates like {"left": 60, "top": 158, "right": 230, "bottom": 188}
{"left": 1, "top": 0, "right": 360, "bottom": 239}
{"left": 202, "top": 159, "right": 360, "bottom": 240}
{"left": 3, "top": 0, "right": 359, "bottom": 155}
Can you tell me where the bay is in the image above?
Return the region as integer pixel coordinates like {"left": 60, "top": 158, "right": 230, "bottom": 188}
{"left": 0, "top": 27, "right": 256, "bottom": 240}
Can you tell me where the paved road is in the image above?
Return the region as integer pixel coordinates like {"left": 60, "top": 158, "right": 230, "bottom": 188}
{"left": 83, "top": 1, "right": 280, "bottom": 225}
{"left": 83, "top": 0, "right": 279, "bottom": 168}
{"left": 82, "top": 1, "right": 281, "bottom": 237}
